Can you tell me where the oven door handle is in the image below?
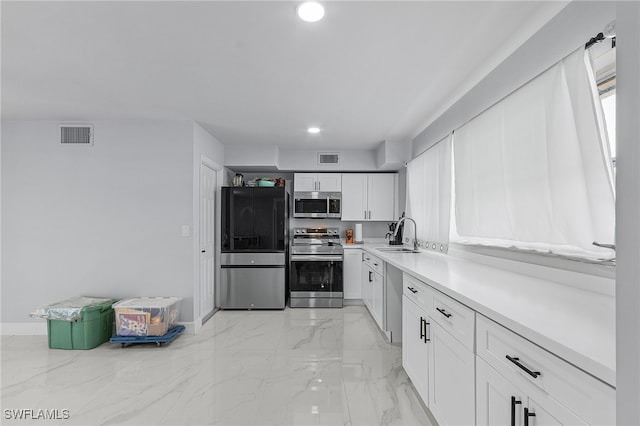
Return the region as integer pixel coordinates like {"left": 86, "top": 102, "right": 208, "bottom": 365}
{"left": 290, "top": 255, "right": 344, "bottom": 262}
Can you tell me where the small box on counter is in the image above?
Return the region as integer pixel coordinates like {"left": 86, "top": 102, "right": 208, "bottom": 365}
{"left": 113, "top": 297, "right": 181, "bottom": 337}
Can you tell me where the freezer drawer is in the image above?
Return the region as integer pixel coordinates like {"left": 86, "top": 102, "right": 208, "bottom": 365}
{"left": 220, "top": 267, "right": 286, "bottom": 309}
{"left": 221, "top": 252, "right": 285, "bottom": 266}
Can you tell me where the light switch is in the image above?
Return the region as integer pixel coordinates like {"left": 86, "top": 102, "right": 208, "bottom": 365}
{"left": 181, "top": 225, "right": 191, "bottom": 237}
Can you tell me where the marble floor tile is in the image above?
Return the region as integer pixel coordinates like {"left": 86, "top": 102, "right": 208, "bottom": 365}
{"left": 1, "top": 306, "right": 434, "bottom": 426}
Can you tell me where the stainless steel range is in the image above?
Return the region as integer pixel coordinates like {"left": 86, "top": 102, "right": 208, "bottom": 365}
{"left": 289, "top": 227, "right": 344, "bottom": 308}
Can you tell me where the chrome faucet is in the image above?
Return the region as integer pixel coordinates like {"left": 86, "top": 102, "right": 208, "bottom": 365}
{"left": 393, "top": 217, "right": 418, "bottom": 251}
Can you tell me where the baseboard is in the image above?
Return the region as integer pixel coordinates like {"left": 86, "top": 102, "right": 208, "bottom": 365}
{"left": 188, "top": 308, "right": 217, "bottom": 335}
{"left": 2, "top": 321, "right": 199, "bottom": 336}
{"left": 176, "top": 321, "right": 196, "bottom": 335}
{"left": 1, "top": 322, "right": 48, "bottom": 335}
{"left": 344, "top": 299, "right": 364, "bottom": 306}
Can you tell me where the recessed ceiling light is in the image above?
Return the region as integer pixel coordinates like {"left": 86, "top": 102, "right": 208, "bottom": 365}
{"left": 297, "top": 2, "right": 325, "bottom": 23}
{"left": 307, "top": 127, "right": 321, "bottom": 134}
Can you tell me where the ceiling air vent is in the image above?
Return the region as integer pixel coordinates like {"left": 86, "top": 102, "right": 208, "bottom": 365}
{"left": 318, "top": 152, "right": 339, "bottom": 165}
{"left": 60, "top": 124, "right": 93, "bottom": 145}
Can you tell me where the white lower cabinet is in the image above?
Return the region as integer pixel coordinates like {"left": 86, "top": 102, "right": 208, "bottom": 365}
{"left": 476, "top": 315, "right": 615, "bottom": 426}
{"left": 476, "top": 356, "right": 587, "bottom": 426}
{"left": 402, "top": 295, "right": 429, "bottom": 403}
{"left": 343, "top": 249, "right": 362, "bottom": 300}
{"left": 476, "top": 356, "right": 524, "bottom": 426}
{"left": 400, "top": 273, "right": 615, "bottom": 426}
{"left": 361, "top": 260, "right": 371, "bottom": 308}
{"left": 371, "top": 270, "right": 383, "bottom": 326}
{"left": 362, "top": 255, "right": 383, "bottom": 329}
{"left": 428, "top": 319, "right": 475, "bottom": 426}
{"left": 401, "top": 273, "right": 475, "bottom": 426}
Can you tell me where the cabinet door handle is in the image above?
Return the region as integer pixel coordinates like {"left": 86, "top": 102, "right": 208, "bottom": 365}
{"left": 420, "top": 317, "right": 431, "bottom": 343}
{"left": 506, "top": 355, "right": 541, "bottom": 378}
{"left": 368, "top": 210, "right": 371, "bottom": 219}
{"left": 510, "top": 396, "right": 522, "bottom": 426}
{"left": 436, "top": 307, "right": 452, "bottom": 318}
{"left": 373, "top": 262, "right": 379, "bottom": 266}
{"left": 368, "top": 271, "right": 373, "bottom": 282}
{"left": 407, "top": 286, "right": 418, "bottom": 294}
{"left": 524, "top": 408, "right": 535, "bottom": 426}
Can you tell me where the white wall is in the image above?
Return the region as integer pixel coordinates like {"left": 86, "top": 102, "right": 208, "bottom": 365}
{"left": 615, "top": 2, "right": 640, "bottom": 423}
{"left": 224, "top": 143, "right": 279, "bottom": 169}
{"left": 1, "top": 120, "right": 197, "bottom": 327}
{"left": 412, "top": 1, "right": 616, "bottom": 155}
{"left": 376, "top": 140, "right": 411, "bottom": 170}
{"left": 194, "top": 122, "right": 224, "bottom": 164}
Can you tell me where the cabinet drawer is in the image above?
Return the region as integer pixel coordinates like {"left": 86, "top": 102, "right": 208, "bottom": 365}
{"left": 402, "top": 273, "right": 432, "bottom": 312}
{"left": 362, "top": 252, "right": 383, "bottom": 276}
{"left": 428, "top": 287, "right": 475, "bottom": 352}
{"left": 476, "top": 314, "right": 615, "bottom": 425}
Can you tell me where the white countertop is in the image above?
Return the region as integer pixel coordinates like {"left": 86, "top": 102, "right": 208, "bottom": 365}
{"left": 341, "top": 241, "right": 616, "bottom": 388}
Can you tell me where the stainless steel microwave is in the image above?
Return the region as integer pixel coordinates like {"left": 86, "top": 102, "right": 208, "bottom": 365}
{"left": 293, "top": 192, "right": 341, "bottom": 218}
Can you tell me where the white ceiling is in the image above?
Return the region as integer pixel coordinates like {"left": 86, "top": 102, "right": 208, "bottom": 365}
{"left": 1, "top": 1, "right": 567, "bottom": 151}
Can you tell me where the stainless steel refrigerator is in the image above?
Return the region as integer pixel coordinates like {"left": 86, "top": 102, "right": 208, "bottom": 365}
{"left": 220, "top": 186, "right": 288, "bottom": 309}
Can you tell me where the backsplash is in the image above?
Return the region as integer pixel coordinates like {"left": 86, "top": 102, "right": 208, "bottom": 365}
{"left": 290, "top": 218, "right": 392, "bottom": 241}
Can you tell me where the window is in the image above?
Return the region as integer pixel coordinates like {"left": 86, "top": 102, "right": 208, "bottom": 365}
{"left": 405, "top": 135, "right": 452, "bottom": 251}
{"left": 593, "top": 44, "right": 616, "bottom": 169}
{"left": 450, "top": 48, "right": 615, "bottom": 262}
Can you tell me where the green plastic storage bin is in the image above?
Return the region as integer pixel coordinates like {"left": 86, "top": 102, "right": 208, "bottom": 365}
{"left": 47, "top": 300, "right": 115, "bottom": 349}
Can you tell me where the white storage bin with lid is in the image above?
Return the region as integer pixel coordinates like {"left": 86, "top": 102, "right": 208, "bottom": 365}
{"left": 113, "top": 297, "right": 181, "bottom": 337}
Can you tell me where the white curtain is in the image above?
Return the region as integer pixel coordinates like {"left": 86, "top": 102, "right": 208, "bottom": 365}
{"left": 405, "top": 134, "right": 452, "bottom": 248}
{"left": 452, "top": 48, "right": 615, "bottom": 261}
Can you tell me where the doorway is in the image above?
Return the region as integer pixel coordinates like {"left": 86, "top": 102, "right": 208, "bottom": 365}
{"left": 200, "top": 163, "right": 217, "bottom": 320}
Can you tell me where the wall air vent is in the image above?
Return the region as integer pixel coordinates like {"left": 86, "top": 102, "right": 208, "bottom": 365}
{"left": 60, "top": 124, "right": 93, "bottom": 145}
{"left": 318, "top": 152, "right": 340, "bottom": 165}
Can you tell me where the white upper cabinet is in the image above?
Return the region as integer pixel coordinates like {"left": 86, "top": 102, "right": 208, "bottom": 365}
{"left": 342, "top": 173, "right": 396, "bottom": 221}
{"left": 294, "top": 173, "right": 341, "bottom": 192}
{"left": 341, "top": 174, "right": 367, "bottom": 220}
{"left": 317, "top": 173, "right": 341, "bottom": 192}
{"left": 367, "top": 174, "right": 396, "bottom": 221}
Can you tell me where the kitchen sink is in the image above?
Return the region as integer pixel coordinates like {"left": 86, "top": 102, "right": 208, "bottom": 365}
{"left": 375, "top": 247, "right": 420, "bottom": 253}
